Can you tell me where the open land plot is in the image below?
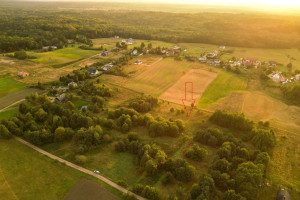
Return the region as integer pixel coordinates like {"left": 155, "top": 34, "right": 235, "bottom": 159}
{"left": 198, "top": 71, "right": 248, "bottom": 108}
{"left": 123, "top": 59, "right": 211, "bottom": 96}
{"left": 64, "top": 178, "right": 119, "bottom": 200}
{"left": 0, "top": 78, "right": 26, "bottom": 98}
{"left": 0, "top": 139, "right": 122, "bottom": 200}
{"left": 26, "top": 45, "right": 100, "bottom": 67}
{"left": 159, "top": 69, "right": 218, "bottom": 105}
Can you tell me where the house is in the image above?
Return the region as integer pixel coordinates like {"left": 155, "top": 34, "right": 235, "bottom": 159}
{"left": 56, "top": 93, "right": 67, "bottom": 103}
{"left": 42, "top": 46, "right": 57, "bottom": 51}
{"left": 198, "top": 56, "right": 207, "bottom": 62}
{"left": 88, "top": 69, "right": 99, "bottom": 76}
{"left": 102, "top": 63, "right": 113, "bottom": 71}
{"left": 173, "top": 46, "right": 181, "bottom": 54}
{"left": 219, "top": 45, "right": 226, "bottom": 50}
{"left": 132, "top": 49, "right": 138, "bottom": 55}
{"left": 121, "top": 39, "right": 127, "bottom": 44}
{"left": 269, "top": 61, "right": 277, "bottom": 66}
{"left": 68, "top": 81, "right": 77, "bottom": 88}
{"left": 114, "top": 36, "right": 119, "bottom": 39}
{"left": 295, "top": 74, "right": 300, "bottom": 81}
{"left": 18, "top": 72, "right": 29, "bottom": 78}
{"left": 207, "top": 60, "right": 214, "bottom": 65}
{"left": 80, "top": 105, "right": 88, "bottom": 112}
{"left": 245, "top": 57, "right": 260, "bottom": 68}
{"left": 101, "top": 51, "right": 109, "bottom": 57}
{"left": 276, "top": 188, "right": 291, "bottom": 200}
{"left": 134, "top": 60, "right": 142, "bottom": 65}
{"left": 127, "top": 38, "right": 133, "bottom": 45}
{"left": 214, "top": 59, "right": 221, "bottom": 65}
{"left": 165, "top": 49, "right": 175, "bottom": 57}
{"left": 207, "top": 51, "right": 218, "bottom": 59}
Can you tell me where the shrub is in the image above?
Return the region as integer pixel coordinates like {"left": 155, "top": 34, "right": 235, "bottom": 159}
{"left": 185, "top": 144, "right": 208, "bottom": 161}
{"left": 75, "top": 155, "right": 88, "bottom": 164}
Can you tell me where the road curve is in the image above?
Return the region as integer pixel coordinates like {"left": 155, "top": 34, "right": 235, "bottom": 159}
{"left": 14, "top": 136, "right": 146, "bottom": 200}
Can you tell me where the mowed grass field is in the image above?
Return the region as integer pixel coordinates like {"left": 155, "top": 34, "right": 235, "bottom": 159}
{"left": 0, "top": 139, "right": 122, "bottom": 200}
{"left": 159, "top": 69, "right": 218, "bottom": 105}
{"left": 123, "top": 59, "right": 209, "bottom": 96}
{"left": 27, "top": 45, "right": 99, "bottom": 67}
{"left": 0, "top": 78, "right": 26, "bottom": 98}
{"left": 198, "top": 71, "right": 248, "bottom": 108}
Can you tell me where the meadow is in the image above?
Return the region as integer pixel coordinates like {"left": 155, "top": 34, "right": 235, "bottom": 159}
{"left": 26, "top": 45, "right": 100, "bottom": 67}
{"left": 0, "top": 138, "right": 122, "bottom": 200}
{"left": 197, "top": 71, "right": 248, "bottom": 108}
{"left": 0, "top": 78, "right": 26, "bottom": 98}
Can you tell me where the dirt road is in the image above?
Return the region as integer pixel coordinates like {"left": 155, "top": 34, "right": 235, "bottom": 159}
{"left": 14, "top": 136, "right": 146, "bottom": 200}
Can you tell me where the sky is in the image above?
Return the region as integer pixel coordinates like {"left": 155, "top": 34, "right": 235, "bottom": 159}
{"left": 32, "top": 0, "right": 300, "bottom": 7}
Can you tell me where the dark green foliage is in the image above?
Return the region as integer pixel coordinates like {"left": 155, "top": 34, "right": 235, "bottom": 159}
{"left": 142, "top": 186, "right": 161, "bottom": 200}
{"left": 254, "top": 152, "right": 270, "bottom": 166}
{"left": 14, "top": 50, "right": 27, "bottom": 60}
{"left": 164, "top": 158, "right": 195, "bottom": 182}
{"left": 161, "top": 172, "right": 175, "bottom": 185}
{"left": 129, "top": 95, "right": 158, "bottom": 113}
{"left": 252, "top": 129, "right": 276, "bottom": 151}
{"left": 210, "top": 110, "right": 254, "bottom": 131}
{"left": 223, "top": 190, "right": 246, "bottom": 200}
{"left": 210, "top": 170, "right": 230, "bottom": 191}
{"left": 132, "top": 184, "right": 144, "bottom": 195}
{"left": 0, "top": 124, "right": 12, "bottom": 139}
{"left": 185, "top": 144, "right": 208, "bottom": 161}
{"left": 117, "top": 180, "right": 128, "bottom": 188}
{"left": 122, "top": 193, "right": 138, "bottom": 200}
{"left": 211, "top": 158, "right": 231, "bottom": 173}
{"left": 190, "top": 174, "right": 215, "bottom": 200}
{"left": 194, "top": 127, "right": 226, "bottom": 146}
{"left": 281, "top": 84, "right": 300, "bottom": 105}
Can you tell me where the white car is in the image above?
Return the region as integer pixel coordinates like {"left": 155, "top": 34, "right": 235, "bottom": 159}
{"left": 93, "top": 170, "right": 100, "bottom": 174}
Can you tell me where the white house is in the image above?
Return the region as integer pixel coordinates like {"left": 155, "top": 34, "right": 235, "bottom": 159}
{"left": 198, "top": 56, "right": 207, "bottom": 62}
{"left": 127, "top": 38, "right": 133, "bottom": 45}
{"left": 132, "top": 49, "right": 138, "bottom": 55}
{"left": 88, "top": 69, "right": 99, "bottom": 76}
{"left": 296, "top": 74, "right": 300, "bottom": 81}
{"left": 68, "top": 81, "right": 77, "bottom": 88}
{"left": 102, "top": 63, "right": 113, "bottom": 71}
{"left": 219, "top": 45, "right": 226, "bottom": 50}
{"left": 134, "top": 60, "right": 142, "bottom": 65}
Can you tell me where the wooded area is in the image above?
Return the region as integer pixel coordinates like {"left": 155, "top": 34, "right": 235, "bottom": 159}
{"left": 0, "top": 1, "right": 300, "bottom": 53}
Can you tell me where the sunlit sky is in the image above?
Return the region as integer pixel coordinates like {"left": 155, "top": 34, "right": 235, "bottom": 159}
{"left": 26, "top": 0, "right": 300, "bottom": 7}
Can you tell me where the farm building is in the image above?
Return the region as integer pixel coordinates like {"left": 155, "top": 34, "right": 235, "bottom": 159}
{"left": 18, "top": 71, "right": 29, "bottom": 78}
{"left": 276, "top": 188, "right": 291, "bottom": 200}
{"left": 219, "top": 45, "right": 226, "bottom": 49}
{"left": 114, "top": 35, "right": 119, "bottom": 38}
{"left": 127, "top": 38, "right": 133, "bottom": 45}
{"left": 296, "top": 74, "right": 300, "bottom": 81}
{"left": 88, "top": 69, "right": 99, "bottom": 76}
{"left": 56, "top": 93, "right": 67, "bottom": 103}
{"left": 165, "top": 49, "right": 175, "bottom": 57}
{"left": 68, "top": 82, "right": 77, "bottom": 88}
{"left": 132, "top": 49, "right": 138, "bottom": 55}
{"left": 101, "top": 51, "right": 109, "bottom": 56}
{"left": 207, "top": 51, "right": 218, "bottom": 58}
{"left": 173, "top": 46, "right": 181, "bottom": 53}
{"left": 42, "top": 46, "right": 57, "bottom": 51}
{"left": 269, "top": 61, "right": 277, "bottom": 66}
{"left": 134, "top": 60, "right": 142, "bottom": 65}
{"left": 102, "top": 63, "right": 113, "bottom": 71}
{"left": 198, "top": 56, "right": 207, "bottom": 62}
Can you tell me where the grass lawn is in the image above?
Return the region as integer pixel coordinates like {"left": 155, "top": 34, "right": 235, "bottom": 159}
{"left": 27, "top": 46, "right": 99, "bottom": 67}
{"left": 198, "top": 71, "right": 248, "bottom": 108}
{"left": 0, "top": 78, "right": 26, "bottom": 98}
{"left": 0, "top": 139, "right": 122, "bottom": 200}
{"left": 0, "top": 106, "right": 18, "bottom": 120}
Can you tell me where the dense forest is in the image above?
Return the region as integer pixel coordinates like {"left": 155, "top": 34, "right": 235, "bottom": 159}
{"left": 0, "top": 1, "right": 300, "bottom": 52}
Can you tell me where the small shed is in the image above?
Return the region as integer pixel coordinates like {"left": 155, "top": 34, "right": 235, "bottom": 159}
{"left": 18, "top": 72, "right": 29, "bottom": 78}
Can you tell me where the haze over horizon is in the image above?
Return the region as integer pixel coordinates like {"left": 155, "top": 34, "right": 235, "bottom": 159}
{"left": 17, "top": 0, "right": 300, "bottom": 8}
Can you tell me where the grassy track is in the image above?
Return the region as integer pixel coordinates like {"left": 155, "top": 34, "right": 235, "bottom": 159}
{"left": 198, "top": 71, "right": 248, "bottom": 107}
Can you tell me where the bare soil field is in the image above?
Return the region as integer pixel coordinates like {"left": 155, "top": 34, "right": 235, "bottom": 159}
{"left": 159, "top": 69, "right": 218, "bottom": 105}
{"left": 64, "top": 178, "right": 119, "bottom": 200}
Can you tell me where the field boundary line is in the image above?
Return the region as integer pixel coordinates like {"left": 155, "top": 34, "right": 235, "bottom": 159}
{"left": 13, "top": 136, "right": 146, "bottom": 200}
{"left": 0, "top": 99, "right": 25, "bottom": 113}
{"left": 0, "top": 169, "right": 19, "bottom": 200}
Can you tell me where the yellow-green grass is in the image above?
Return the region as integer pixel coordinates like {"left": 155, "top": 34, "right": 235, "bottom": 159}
{"left": 0, "top": 139, "right": 122, "bottom": 200}
{"left": 124, "top": 59, "right": 206, "bottom": 96}
{"left": 26, "top": 46, "right": 99, "bottom": 67}
{"left": 0, "top": 78, "right": 26, "bottom": 98}
{"left": 0, "top": 88, "right": 41, "bottom": 110}
{"left": 0, "top": 106, "right": 18, "bottom": 121}
{"left": 198, "top": 71, "right": 248, "bottom": 108}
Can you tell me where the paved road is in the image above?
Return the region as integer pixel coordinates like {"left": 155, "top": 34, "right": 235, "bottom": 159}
{"left": 14, "top": 136, "right": 146, "bottom": 200}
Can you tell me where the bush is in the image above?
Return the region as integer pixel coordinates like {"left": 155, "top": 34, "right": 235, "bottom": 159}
{"left": 75, "top": 155, "right": 88, "bottom": 164}
{"left": 14, "top": 50, "right": 27, "bottom": 60}
{"left": 252, "top": 129, "right": 276, "bottom": 151}
{"left": 122, "top": 193, "right": 138, "bottom": 200}
{"left": 161, "top": 172, "right": 175, "bottom": 185}
{"left": 117, "top": 180, "right": 128, "bottom": 188}
{"left": 142, "top": 185, "right": 160, "bottom": 200}
{"left": 0, "top": 125, "right": 12, "bottom": 139}
{"left": 185, "top": 144, "right": 208, "bottom": 161}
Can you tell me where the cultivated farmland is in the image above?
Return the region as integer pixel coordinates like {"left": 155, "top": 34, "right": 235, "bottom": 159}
{"left": 159, "top": 69, "right": 218, "bottom": 105}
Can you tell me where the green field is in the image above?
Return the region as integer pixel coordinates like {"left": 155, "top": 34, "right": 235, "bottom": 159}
{"left": 27, "top": 46, "right": 99, "bottom": 67}
{"left": 198, "top": 71, "right": 248, "bottom": 107}
{"left": 0, "top": 78, "right": 26, "bottom": 98}
{"left": 0, "top": 139, "right": 122, "bottom": 200}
